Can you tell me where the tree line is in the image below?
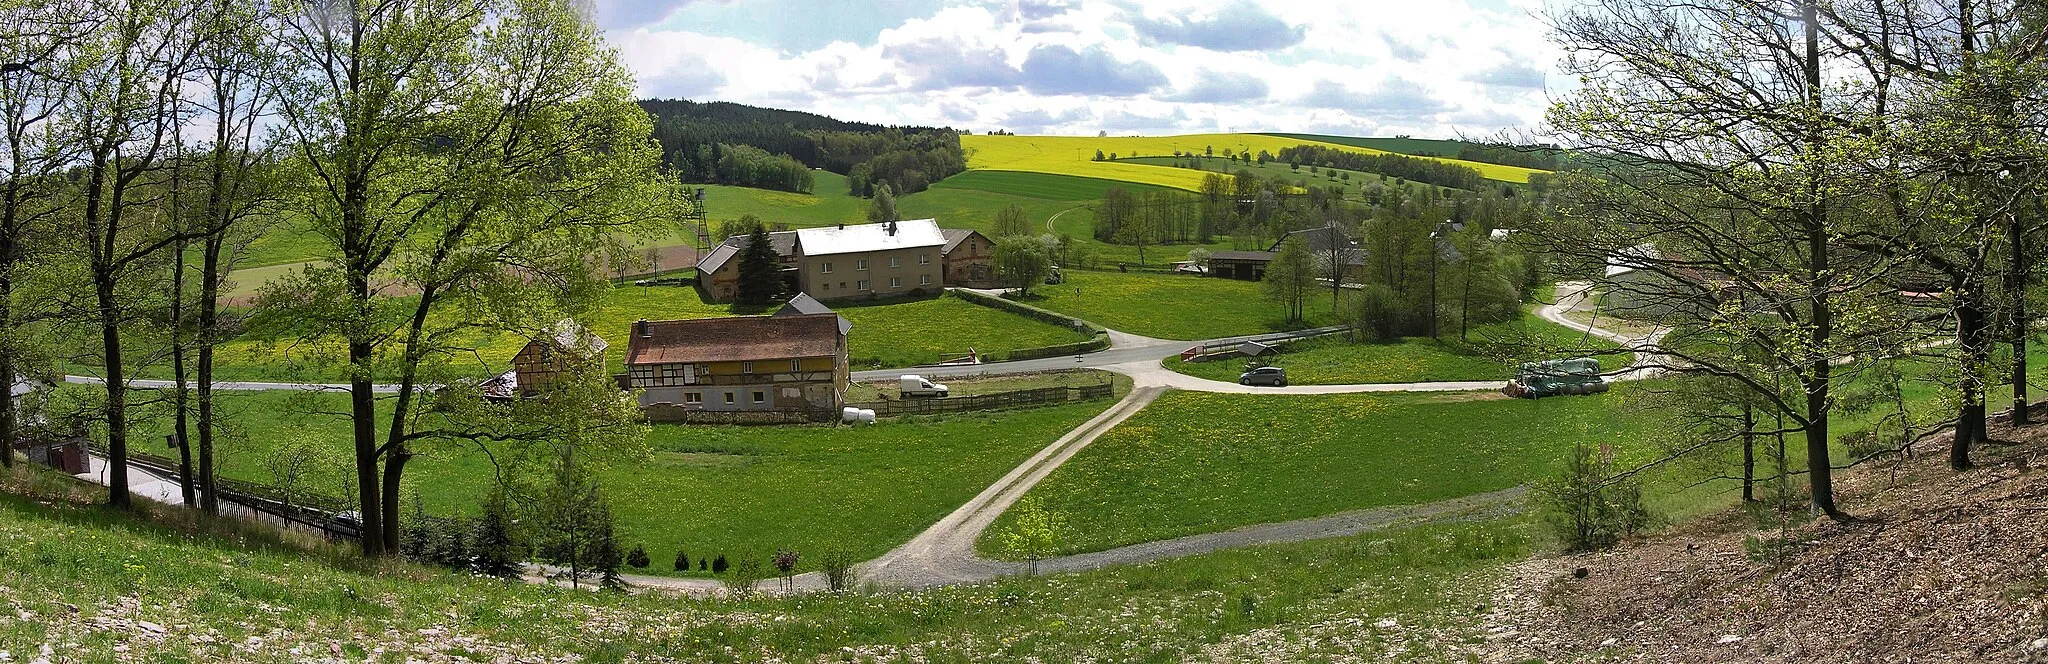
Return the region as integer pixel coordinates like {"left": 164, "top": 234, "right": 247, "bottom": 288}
{"left": 639, "top": 98, "right": 966, "bottom": 196}
{"left": 1274, "top": 145, "right": 1490, "bottom": 191}
{"left": 0, "top": 0, "right": 677, "bottom": 565}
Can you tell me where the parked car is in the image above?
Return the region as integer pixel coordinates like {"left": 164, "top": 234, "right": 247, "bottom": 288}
{"left": 1239, "top": 366, "right": 1288, "bottom": 387}
{"left": 899, "top": 374, "right": 949, "bottom": 398}
{"left": 1171, "top": 261, "right": 1209, "bottom": 275}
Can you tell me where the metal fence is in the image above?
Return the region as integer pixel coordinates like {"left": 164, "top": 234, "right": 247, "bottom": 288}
{"left": 850, "top": 384, "right": 1114, "bottom": 417}
{"left": 92, "top": 444, "right": 360, "bottom": 540}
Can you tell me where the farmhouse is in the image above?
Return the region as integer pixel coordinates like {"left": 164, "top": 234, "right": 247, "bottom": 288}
{"left": 694, "top": 219, "right": 988, "bottom": 302}
{"left": 622, "top": 309, "right": 849, "bottom": 421}
{"left": 940, "top": 228, "right": 997, "bottom": 288}
{"left": 497, "top": 319, "right": 608, "bottom": 399}
{"left": 1207, "top": 226, "right": 1367, "bottom": 282}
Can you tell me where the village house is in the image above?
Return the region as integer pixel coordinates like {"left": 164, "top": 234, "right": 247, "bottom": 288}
{"left": 693, "top": 219, "right": 986, "bottom": 303}
{"left": 493, "top": 319, "right": 609, "bottom": 399}
{"left": 939, "top": 228, "right": 997, "bottom": 288}
{"left": 622, "top": 306, "right": 849, "bottom": 421}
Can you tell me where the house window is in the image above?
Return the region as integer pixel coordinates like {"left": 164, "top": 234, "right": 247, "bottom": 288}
{"left": 858, "top": 279, "right": 870, "bottom": 290}
{"left": 857, "top": 259, "right": 868, "bottom": 271}
{"left": 742, "top": 361, "right": 753, "bottom": 374}
{"left": 840, "top": 282, "right": 847, "bottom": 289}
{"left": 890, "top": 277, "right": 901, "bottom": 289}
{"left": 790, "top": 358, "right": 802, "bottom": 372}
{"left": 751, "top": 390, "right": 766, "bottom": 404}
{"left": 724, "top": 392, "right": 736, "bottom": 404}
{"left": 890, "top": 256, "right": 901, "bottom": 268}
{"left": 684, "top": 392, "right": 703, "bottom": 405}
{"left": 919, "top": 253, "right": 930, "bottom": 265}
{"left": 821, "top": 262, "right": 833, "bottom": 273}
{"left": 821, "top": 282, "right": 830, "bottom": 290}
{"left": 920, "top": 274, "right": 931, "bottom": 286}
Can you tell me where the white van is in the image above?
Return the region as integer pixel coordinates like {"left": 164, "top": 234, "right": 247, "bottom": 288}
{"left": 899, "top": 375, "right": 949, "bottom": 398}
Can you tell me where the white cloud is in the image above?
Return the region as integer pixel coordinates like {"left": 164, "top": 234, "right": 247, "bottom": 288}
{"left": 604, "top": 0, "right": 1560, "bottom": 138}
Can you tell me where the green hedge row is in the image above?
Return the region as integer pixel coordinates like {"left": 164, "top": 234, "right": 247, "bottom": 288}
{"left": 948, "top": 289, "right": 1111, "bottom": 361}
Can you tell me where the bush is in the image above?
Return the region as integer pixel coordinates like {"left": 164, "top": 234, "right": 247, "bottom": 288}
{"left": 711, "top": 554, "right": 729, "bottom": 574}
{"left": 723, "top": 557, "right": 765, "bottom": 597}
{"left": 470, "top": 487, "right": 523, "bottom": 578}
{"left": 1536, "top": 442, "right": 1653, "bottom": 552}
{"left": 626, "top": 544, "right": 651, "bottom": 569}
{"left": 673, "top": 549, "right": 690, "bottom": 572}
{"left": 819, "top": 548, "right": 859, "bottom": 592}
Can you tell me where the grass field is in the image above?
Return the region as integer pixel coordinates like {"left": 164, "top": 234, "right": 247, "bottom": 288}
{"left": 1164, "top": 311, "right": 1626, "bottom": 385}
{"left": 928, "top": 170, "right": 1177, "bottom": 200}
{"left": 963, "top": 134, "right": 1543, "bottom": 190}
{"left": 1016, "top": 269, "right": 1337, "bottom": 340}
{"left": 159, "top": 390, "right": 1117, "bottom": 576}
{"left": 0, "top": 460, "right": 1534, "bottom": 660}
{"left": 982, "top": 387, "right": 1665, "bottom": 556}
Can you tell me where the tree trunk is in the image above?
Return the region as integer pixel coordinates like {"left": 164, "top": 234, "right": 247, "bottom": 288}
{"left": 2009, "top": 191, "right": 2031, "bottom": 426}
{"left": 98, "top": 276, "right": 130, "bottom": 510}
{"left": 0, "top": 268, "right": 13, "bottom": 471}
{"left": 350, "top": 336, "right": 383, "bottom": 556}
{"left": 197, "top": 232, "right": 222, "bottom": 515}
{"left": 170, "top": 223, "right": 195, "bottom": 507}
{"left": 1954, "top": 283, "right": 1990, "bottom": 469}
{"left": 1741, "top": 402, "right": 1756, "bottom": 503}
{"left": 380, "top": 442, "right": 410, "bottom": 555}
{"left": 1802, "top": 0, "right": 1845, "bottom": 521}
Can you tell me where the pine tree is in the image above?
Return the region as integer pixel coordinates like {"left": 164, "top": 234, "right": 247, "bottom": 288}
{"left": 471, "top": 486, "right": 523, "bottom": 578}
{"left": 735, "top": 224, "right": 782, "bottom": 304}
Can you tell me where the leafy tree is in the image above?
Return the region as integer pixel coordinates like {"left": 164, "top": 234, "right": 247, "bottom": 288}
{"left": 819, "top": 547, "right": 859, "bottom": 591}
{"left": 266, "top": 0, "right": 672, "bottom": 554}
{"left": 736, "top": 225, "right": 783, "bottom": 304}
{"left": 994, "top": 496, "right": 1067, "bottom": 575}
{"left": 991, "top": 203, "right": 1032, "bottom": 238}
{"left": 993, "top": 236, "right": 1053, "bottom": 297}
{"left": 1093, "top": 149, "right": 1105, "bottom": 161}
{"left": 867, "top": 181, "right": 896, "bottom": 223}
{"left": 1263, "top": 237, "right": 1315, "bottom": 324}
{"left": 1185, "top": 247, "right": 1212, "bottom": 272}
{"left": 716, "top": 214, "right": 764, "bottom": 241}
{"left": 1095, "top": 187, "right": 1137, "bottom": 241}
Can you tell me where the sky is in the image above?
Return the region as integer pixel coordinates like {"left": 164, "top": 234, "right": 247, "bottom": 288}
{"left": 593, "top": 0, "right": 1562, "bottom": 139}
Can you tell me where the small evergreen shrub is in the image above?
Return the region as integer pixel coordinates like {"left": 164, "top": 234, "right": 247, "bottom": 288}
{"left": 626, "top": 544, "right": 650, "bottom": 569}
{"left": 711, "top": 554, "right": 729, "bottom": 574}
{"left": 674, "top": 550, "right": 690, "bottom": 572}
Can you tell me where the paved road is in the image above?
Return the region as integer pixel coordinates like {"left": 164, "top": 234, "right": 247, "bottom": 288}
{"left": 849, "top": 325, "right": 1350, "bottom": 383}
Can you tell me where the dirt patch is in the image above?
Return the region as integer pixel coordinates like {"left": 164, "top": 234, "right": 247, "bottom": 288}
{"left": 1471, "top": 419, "right": 2048, "bottom": 663}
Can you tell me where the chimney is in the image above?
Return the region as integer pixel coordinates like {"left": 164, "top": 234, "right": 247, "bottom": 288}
{"left": 887, "top": 220, "right": 897, "bottom": 236}
{"left": 634, "top": 319, "right": 650, "bottom": 338}
{"left": 837, "top": 222, "right": 844, "bottom": 230}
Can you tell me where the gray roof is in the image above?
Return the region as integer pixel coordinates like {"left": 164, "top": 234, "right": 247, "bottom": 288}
{"left": 940, "top": 228, "right": 986, "bottom": 255}
{"left": 696, "top": 230, "right": 798, "bottom": 275}
{"left": 775, "top": 293, "right": 852, "bottom": 336}
{"left": 1210, "top": 250, "right": 1276, "bottom": 262}
{"left": 1270, "top": 226, "right": 1366, "bottom": 266}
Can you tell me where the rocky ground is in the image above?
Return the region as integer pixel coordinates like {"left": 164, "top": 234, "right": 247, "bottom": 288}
{"left": 1466, "top": 417, "right": 2048, "bottom": 663}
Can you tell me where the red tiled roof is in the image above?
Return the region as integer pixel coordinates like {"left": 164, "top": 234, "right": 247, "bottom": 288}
{"left": 624, "top": 313, "right": 842, "bottom": 365}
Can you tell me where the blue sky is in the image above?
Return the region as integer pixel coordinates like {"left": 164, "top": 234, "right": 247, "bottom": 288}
{"left": 595, "top": 0, "right": 1559, "bottom": 138}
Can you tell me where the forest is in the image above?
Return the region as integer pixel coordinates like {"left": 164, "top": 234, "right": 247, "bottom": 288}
{"left": 639, "top": 98, "right": 966, "bottom": 196}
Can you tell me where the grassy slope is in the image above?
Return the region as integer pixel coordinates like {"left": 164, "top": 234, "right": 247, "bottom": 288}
{"left": 0, "top": 463, "right": 1531, "bottom": 660}
{"left": 1018, "top": 269, "right": 1337, "bottom": 340}
{"left": 156, "top": 390, "right": 1115, "bottom": 573}
{"left": 1164, "top": 310, "right": 1626, "bottom": 385}
{"left": 986, "top": 387, "right": 1665, "bottom": 556}
{"left": 962, "top": 134, "right": 1543, "bottom": 190}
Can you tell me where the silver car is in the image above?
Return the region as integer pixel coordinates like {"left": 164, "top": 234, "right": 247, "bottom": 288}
{"left": 1239, "top": 366, "right": 1288, "bottom": 387}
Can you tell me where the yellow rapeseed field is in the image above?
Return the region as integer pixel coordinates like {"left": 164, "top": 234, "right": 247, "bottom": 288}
{"left": 960, "top": 133, "right": 1544, "bottom": 191}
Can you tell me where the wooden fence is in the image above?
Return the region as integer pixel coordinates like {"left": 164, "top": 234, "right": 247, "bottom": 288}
{"left": 91, "top": 444, "right": 360, "bottom": 539}
{"left": 850, "top": 384, "right": 1114, "bottom": 417}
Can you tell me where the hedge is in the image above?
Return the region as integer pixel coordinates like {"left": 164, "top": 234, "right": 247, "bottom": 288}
{"left": 947, "top": 289, "right": 1111, "bottom": 361}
